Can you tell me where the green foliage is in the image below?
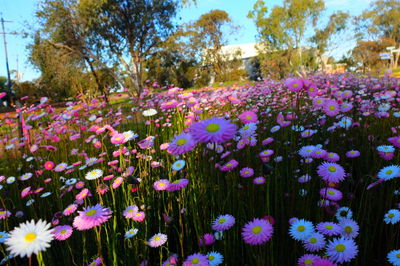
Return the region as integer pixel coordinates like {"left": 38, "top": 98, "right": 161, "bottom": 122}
{"left": 248, "top": 0, "right": 325, "bottom": 77}
{"left": 352, "top": 37, "right": 396, "bottom": 73}
{"left": 356, "top": 0, "right": 400, "bottom": 42}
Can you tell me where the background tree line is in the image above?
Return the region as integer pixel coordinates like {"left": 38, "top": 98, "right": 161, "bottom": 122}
{"left": 1, "top": 0, "right": 398, "bottom": 103}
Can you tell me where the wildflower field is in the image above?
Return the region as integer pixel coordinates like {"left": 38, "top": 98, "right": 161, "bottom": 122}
{"left": 1, "top": 73, "right": 400, "bottom": 266}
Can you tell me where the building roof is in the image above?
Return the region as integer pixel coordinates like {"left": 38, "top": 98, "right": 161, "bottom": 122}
{"left": 220, "top": 43, "right": 260, "bottom": 60}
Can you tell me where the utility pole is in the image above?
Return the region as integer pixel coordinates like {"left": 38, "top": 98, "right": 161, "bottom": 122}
{"left": 0, "top": 15, "right": 13, "bottom": 99}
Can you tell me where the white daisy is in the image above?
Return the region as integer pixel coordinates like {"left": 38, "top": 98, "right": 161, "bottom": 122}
{"left": 85, "top": 169, "right": 103, "bottom": 180}
{"left": 5, "top": 219, "right": 54, "bottom": 258}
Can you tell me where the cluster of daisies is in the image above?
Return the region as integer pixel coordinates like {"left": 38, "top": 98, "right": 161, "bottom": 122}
{"left": 289, "top": 207, "right": 359, "bottom": 264}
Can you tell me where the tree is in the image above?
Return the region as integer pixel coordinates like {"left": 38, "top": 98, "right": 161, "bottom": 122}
{"left": 248, "top": 0, "right": 325, "bottom": 76}
{"left": 356, "top": 0, "right": 400, "bottom": 43}
{"left": 352, "top": 37, "right": 396, "bottom": 73}
{"left": 310, "top": 11, "right": 349, "bottom": 70}
{"left": 82, "top": 0, "right": 180, "bottom": 95}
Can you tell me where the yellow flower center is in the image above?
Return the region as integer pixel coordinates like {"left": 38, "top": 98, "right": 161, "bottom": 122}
{"left": 389, "top": 213, "right": 395, "bottom": 218}
{"left": 176, "top": 138, "right": 187, "bottom": 146}
{"left": 209, "top": 256, "right": 215, "bottom": 260}
{"left": 243, "top": 126, "right": 249, "bottom": 130}
{"left": 218, "top": 218, "right": 226, "bottom": 223}
{"left": 252, "top": 226, "right": 262, "bottom": 234}
{"left": 0, "top": 211, "right": 4, "bottom": 215}
{"left": 206, "top": 123, "right": 220, "bottom": 133}
{"left": 24, "top": 233, "right": 37, "bottom": 243}
{"left": 309, "top": 237, "right": 317, "bottom": 244}
{"left": 297, "top": 225, "right": 305, "bottom": 232}
{"left": 328, "top": 166, "right": 336, "bottom": 172}
{"left": 309, "top": 88, "right": 314, "bottom": 92}
{"left": 325, "top": 225, "right": 334, "bottom": 230}
{"left": 293, "top": 83, "right": 298, "bottom": 87}
{"left": 329, "top": 105, "right": 335, "bottom": 111}
{"left": 386, "top": 170, "right": 393, "bottom": 174}
{"left": 245, "top": 115, "right": 252, "bottom": 120}
{"left": 154, "top": 236, "right": 161, "bottom": 241}
{"left": 60, "top": 229, "right": 67, "bottom": 234}
{"left": 397, "top": 253, "right": 400, "bottom": 258}
{"left": 335, "top": 244, "right": 346, "bottom": 252}
{"left": 86, "top": 209, "right": 97, "bottom": 216}
{"left": 327, "top": 190, "right": 335, "bottom": 195}
{"left": 344, "top": 226, "right": 352, "bottom": 233}
{"left": 192, "top": 258, "right": 199, "bottom": 264}
{"left": 305, "top": 259, "right": 313, "bottom": 265}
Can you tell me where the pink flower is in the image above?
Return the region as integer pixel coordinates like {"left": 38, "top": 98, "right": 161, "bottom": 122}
{"left": 238, "top": 111, "right": 258, "bottom": 124}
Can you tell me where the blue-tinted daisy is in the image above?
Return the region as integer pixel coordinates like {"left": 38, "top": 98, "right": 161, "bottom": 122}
{"left": 0, "top": 231, "right": 9, "bottom": 243}
{"left": 377, "top": 166, "right": 400, "bottom": 181}
{"left": 317, "top": 222, "right": 341, "bottom": 236}
{"left": 326, "top": 237, "right": 358, "bottom": 263}
{"left": 335, "top": 207, "right": 353, "bottom": 221}
{"left": 289, "top": 219, "right": 314, "bottom": 241}
{"left": 124, "top": 228, "right": 139, "bottom": 239}
{"left": 339, "top": 219, "right": 359, "bottom": 239}
{"left": 384, "top": 209, "right": 400, "bottom": 224}
{"left": 303, "top": 232, "right": 325, "bottom": 252}
{"left": 387, "top": 249, "right": 400, "bottom": 266}
{"left": 207, "top": 251, "right": 223, "bottom": 266}
{"left": 172, "top": 160, "right": 186, "bottom": 171}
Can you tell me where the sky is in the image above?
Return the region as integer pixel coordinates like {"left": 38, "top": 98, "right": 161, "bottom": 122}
{"left": 0, "top": 0, "right": 374, "bottom": 81}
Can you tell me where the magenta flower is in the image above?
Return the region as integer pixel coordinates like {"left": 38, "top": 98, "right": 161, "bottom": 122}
{"left": 190, "top": 118, "right": 237, "bottom": 144}
{"left": 167, "top": 133, "right": 197, "bottom": 155}
{"left": 73, "top": 204, "right": 112, "bottom": 230}
{"left": 153, "top": 179, "right": 170, "bottom": 191}
{"left": 123, "top": 205, "right": 139, "bottom": 219}
{"left": 388, "top": 136, "right": 400, "bottom": 148}
{"left": 166, "top": 179, "right": 189, "bottom": 192}
{"left": 212, "top": 214, "right": 235, "bottom": 231}
{"left": 52, "top": 225, "right": 73, "bottom": 241}
{"left": 240, "top": 167, "right": 254, "bottom": 178}
{"left": 323, "top": 99, "right": 340, "bottom": 117}
{"left": 238, "top": 111, "right": 258, "bottom": 124}
{"left": 198, "top": 233, "right": 215, "bottom": 246}
{"left": 320, "top": 187, "right": 343, "bottom": 201}
{"left": 241, "top": 218, "right": 273, "bottom": 245}
{"left": 161, "top": 100, "right": 179, "bottom": 109}
{"left": 220, "top": 159, "right": 239, "bottom": 172}
{"left": 285, "top": 78, "right": 303, "bottom": 92}
{"left": 110, "top": 133, "right": 126, "bottom": 145}
{"left": 317, "top": 162, "right": 346, "bottom": 184}
{"left": 63, "top": 204, "right": 77, "bottom": 216}
{"left": 148, "top": 233, "right": 167, "bottom": 247}
{"left": 44, "top": 161, "right": 54, "bottom": 170}
{"left": 183, "top": 253, "right": 208, "bottom": 266}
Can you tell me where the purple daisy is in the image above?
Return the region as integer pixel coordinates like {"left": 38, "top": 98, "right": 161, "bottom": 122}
{"left": 317, "top": 162, "right": 346, "bottom": 183}
{"left": 148, "top": 233, "right": 167, "bottom": 247}
{"left": 346, "top": 150, "right": 360, "bottom": 158}
{"left": 297, "top": 254, "right": 321, "bottom": 266}
{"left": 220, "top": 159, "right": 239, "bottom": 172}
{"left": 253, "top": 176, "right": 266, "bottom": 185}
{"left": 325, "top": 152, "right": 340, "bottom": 162}
{"left": 123, "top": 205, "right": 139, "bottom": 219}
{"left": 167, "top": 132, "right": 197, "bottom": 155}
{"left": 316, "top": 222, "right": 341, "bottom": 236}
{"left": 212, "top": 214, "right": 235, "bottom": 231}
{"left": 240, "top": 167, "right": 254, "bottom": 178}
{"left": 311, "top": 148, "right": 328, "bottom": 159}
{"left": 241, "top": 218, "right": 273, "bottom": 245}
{"left": 190, "top": 118, "right": 237, "bottom": 144}
{"left": 320, "top": 187, "right": 343, "bottom": 201}
{"left": 326, "top": 237, "right": 358, "bottom": 263}
{"left": 73, "top": 204, "right": 112, "bottom": 230}
{"left": 303, "top": 232, "right": 326, "bottom": 252}
{"left": 166, "top": 179, "right": 189, "bottom": 192}
{"left": 183, "top": 253, "right": 208, "bottom": 266}
{"left": 52, "top": 225, "right": 73, "bottom": 241}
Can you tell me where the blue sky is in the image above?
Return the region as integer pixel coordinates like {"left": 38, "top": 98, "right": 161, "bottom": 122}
{"left": 0, "top": 0, "right": 373, "bottom": 81}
